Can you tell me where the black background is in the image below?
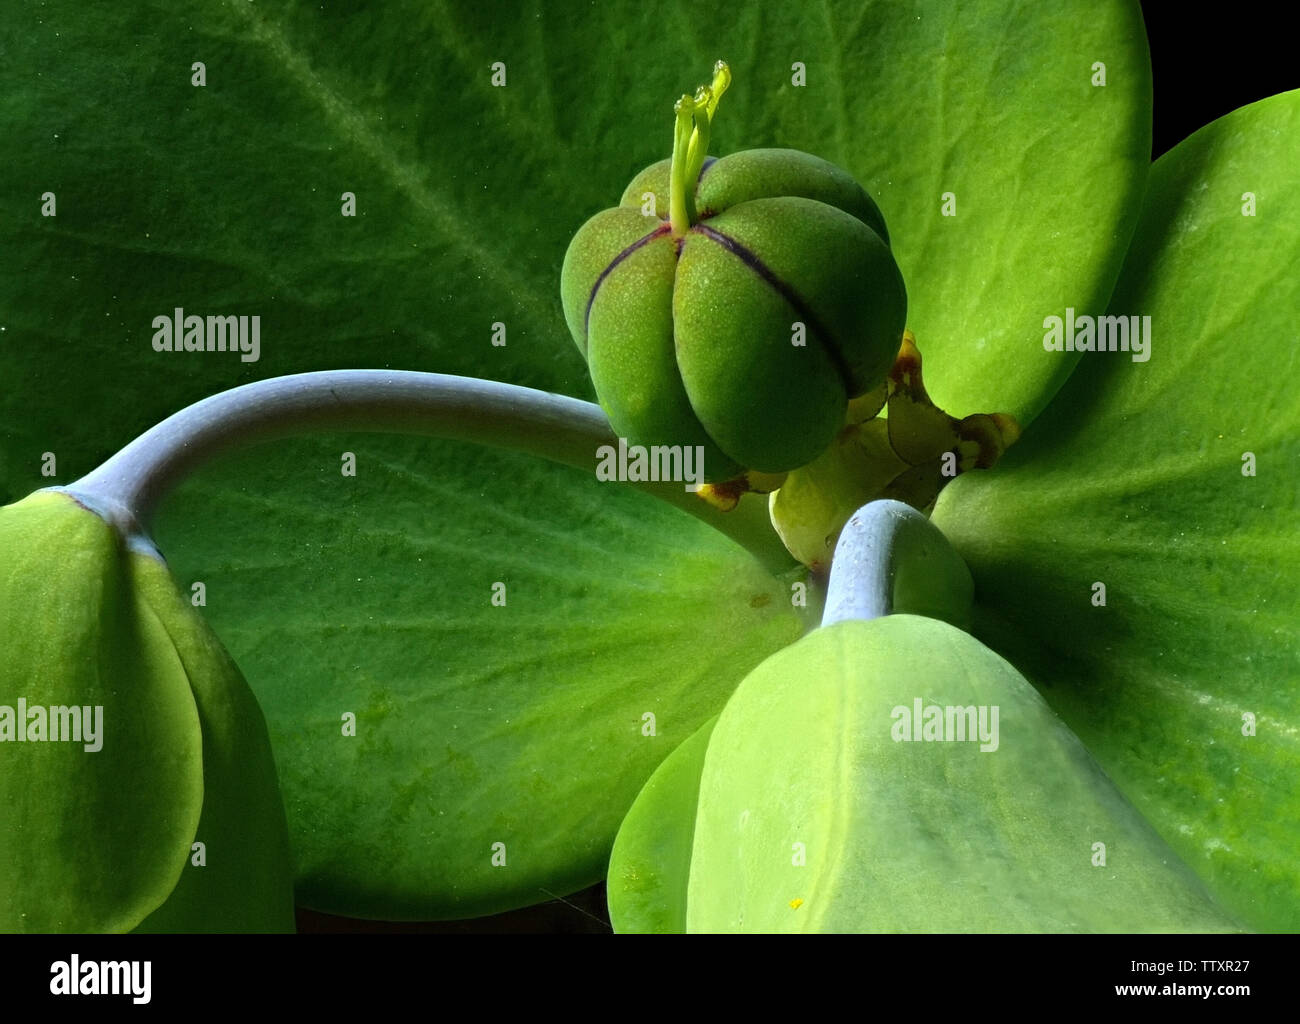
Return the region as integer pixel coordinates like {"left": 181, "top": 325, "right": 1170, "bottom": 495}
{"left": 1143, "top": 1, "right": 1296, "bottom": 157}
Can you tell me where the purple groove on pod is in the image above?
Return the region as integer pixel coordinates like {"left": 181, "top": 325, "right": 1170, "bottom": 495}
{"left": 688, "top": 223, "right": 854, "bottom": 393}
{"left": 693, "top": 157, "right": 720, "bottom": 217}
{"left": 583, "top": 222, "right": 673, "bottom": 334}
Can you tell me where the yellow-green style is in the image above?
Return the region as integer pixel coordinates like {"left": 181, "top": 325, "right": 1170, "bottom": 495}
{"left": 560, "top": 61, "right": 907, "bottom": 481}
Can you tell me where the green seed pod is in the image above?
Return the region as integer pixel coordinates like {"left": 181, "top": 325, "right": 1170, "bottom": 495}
{"left": 686, "top": 616, "right": 1243, "bottom": 932}
{"left": 605, "top": 613, "right": 1244, "bottom": 933}
{"left": 0, "top": 490, "right": 295, "bottom": 932}
{"left": 561, "top": 62, "right": 907, "bottom": 481}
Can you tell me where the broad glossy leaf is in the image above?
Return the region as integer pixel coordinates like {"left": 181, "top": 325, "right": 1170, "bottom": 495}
{"left": 688, "top": 616, "right": 1241, "bottom": 932}
{"left": 607, "top": 716, "right": 718, "bottom": 935}
{"left": 934, "top": 91, "right": 1300, "bottom": 931}
{"left": 805, "top": 0, "right": 1152, "bottom": 425}
{"left": 0, "top": 0, "right": 1151, "bottom": 916}
{"left": 154, "top": 437, "right": 801, "bottom": 918}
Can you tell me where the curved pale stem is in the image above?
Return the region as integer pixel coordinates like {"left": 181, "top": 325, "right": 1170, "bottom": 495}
{"left": 821, "top": 499, "right": 973, "bottom": 628}
{"left": 64, "top": 370, "right": 794, "bottom": 572}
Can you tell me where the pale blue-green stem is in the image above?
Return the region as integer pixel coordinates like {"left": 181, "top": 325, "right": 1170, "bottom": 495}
{"left": 821, "top": 499, "right": 973, "bottom": 629}
{"left": 62, "top": 371, "right": 793, "bottom": 573}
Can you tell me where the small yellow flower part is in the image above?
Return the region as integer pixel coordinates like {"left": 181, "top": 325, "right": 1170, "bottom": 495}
{"left": 697, "top": 469, "right": 790, "bottom": 511}
{"left": 769, "top": 330, "right": 1021, "bottom": 568}
{"left": 790, "top": 898, "right": 804, "bottom": 910}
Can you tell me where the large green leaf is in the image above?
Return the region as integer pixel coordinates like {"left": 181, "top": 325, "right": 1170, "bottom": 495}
{"left": 782, "top": 0, "right": 1153, "bottom": 426}
{"left": 935, "top": 91, "right": 1300, "bottom": 931}
{"left": 688, "top": 617, "right": 1241, "bottom": 932}
{"left": 607, "top": 716, "right": 718, "bottom": 934}
{"left": 0, "top": 0, "right": 1151, "bottom": 917}
{"left": 154, "top": 437, "right": 801, "bottom": 918}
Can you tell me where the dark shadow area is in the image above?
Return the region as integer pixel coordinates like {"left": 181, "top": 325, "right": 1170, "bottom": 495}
{"left": 296, "top": 882, "right": 613, "bottom": 934}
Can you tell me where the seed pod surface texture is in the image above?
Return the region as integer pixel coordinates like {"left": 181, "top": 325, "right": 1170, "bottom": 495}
{"left": 562, "top": 148, "right": 907, "bottom": 481}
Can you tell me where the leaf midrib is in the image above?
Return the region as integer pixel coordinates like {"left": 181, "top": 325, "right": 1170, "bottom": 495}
{"left": 231, "top": 3, "right": 553, "bottom": 318}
